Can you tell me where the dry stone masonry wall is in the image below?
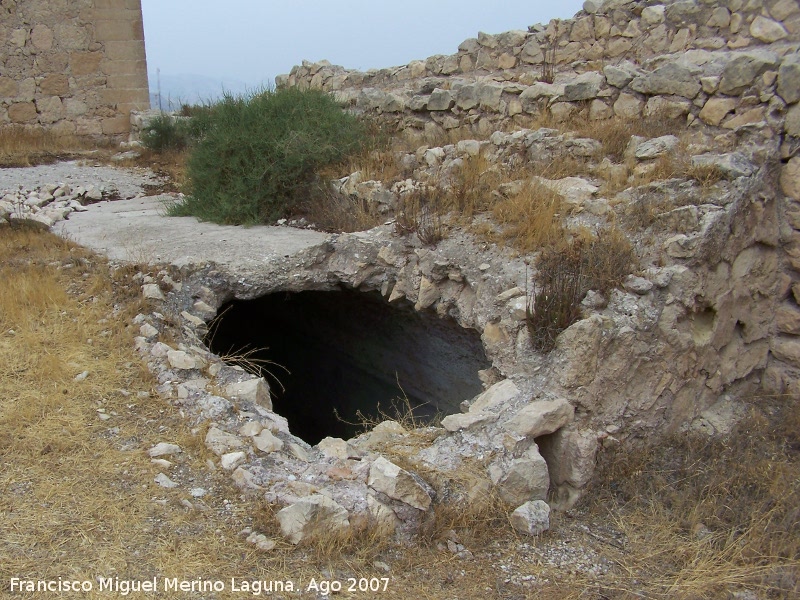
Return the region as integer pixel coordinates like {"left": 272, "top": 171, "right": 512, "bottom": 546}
{"left": 0, "top": 0, "right": 149, "bottom": 138}
{"left": 278, "top": 0, "right": 800, "bottom": 142}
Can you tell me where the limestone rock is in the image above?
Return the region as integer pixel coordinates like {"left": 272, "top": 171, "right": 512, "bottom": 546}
{"left": 772, "top": 337, "right": 800, "bottom": 368}
{"left": 540, "top": 427, "right": 598, "bottom": 490}
{"left": 719, "top": 51, "right": 780, "bottom": 95}
{"left": 246, "top": 532, "right": 277, "bottom": 552}
{"left": 148, "top": 442, "right": 181, "bottom": 458}
{"left": 428, "top": 89, "right": 454, "bottom": 111}
{"left": 641, "top": 5, "right": 665, "bottom": 25}
{"left": 749, "top": 16, "right": 787, "bottom": 43}
{"left": 221, "top": 451, "right": 246, "bottom": 471}
{"left": 504, "top": 398, "right": 574, "bottom": 438}
{"left": 252, "top": 429, "right": 284, "bottom": 453}
{"left": 139, "top": 323, "right": 158, "bottom": 338}
{"left": 635, "top": 135, "right": 679, "bottom": 160}
{"left": 368, "top": 456, "right": 432, "bottom": 511}
{"left": 624, "top": 275, "right": 654, "bottom": 295}
{"left": 604, "top": 62, "right": 637, "bottom": 88}
{"left": 690, "top": 153, "right": 755, "bottom": 179}
{"left": 205, "top": 426, "right": 244, "bottom": 456}
{"left": 787, "top": 104, "right": 800, "bottom": 138}
{"left": 778, "top": 56, "right": 800, "bottom": 105}
{"left": 441, "top": 411, "right": 497, "bottom": 432}
{"left": 630, "top": 63, "right": 700, "bottom": 99}
{"left": 722, "top": 106, "right": 765, "bottom": 130}
{"left": 562, "top": 72, "right": 604, "bottom": 102}
{"left": 318, "top": 437, "right": 360, "bottom": 460}
{"left": 614, "top": 93, "right": 643, "bottom": 118}
{"left": 699, "top": 97, "right": 737, "bottom": 126}
{"left": 509, "top": 500, "right": 550, "bottom": 536}
{"left": 415, "top": 277, "right": 440, "bottom": 310}
{"left": 495, "top": 446, "right": 549, "bottom": 505}
{"left": 224, "top": 378, "right": 272, "bottom": 410}
{"left": 277, "top": 495, "right": 351, "bottom": 544}
{"left": 781, "top": 158, "right": 800, "bottom": 201}
{"left": 469, "top": 379, "right": 520, "bottom": 413}
{"left": 142, "top": 283, "right": 165, "bottom": 301}
{"left": 239, "top": 421, "right": 263, "bottom": 437}
{"left": 775, "top": 302, "right": 800, "bottom": 335}
{"left": 167, "top": 350, "right": 199, "bottom": 370}
{"left": 154, "top": 473, "right": 178, "bottom": 489}
{"left": 367, "top": 494, "right": 400, "bottom": 534}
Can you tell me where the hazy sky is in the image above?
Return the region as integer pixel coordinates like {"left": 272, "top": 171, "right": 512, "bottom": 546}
{"left": 140, "top": 0, "right": 585, "bottom": 87}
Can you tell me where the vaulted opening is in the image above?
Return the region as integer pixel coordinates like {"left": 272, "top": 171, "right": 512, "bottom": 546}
{"left": 207, "top": 289, "right": 490, "bottom": 445}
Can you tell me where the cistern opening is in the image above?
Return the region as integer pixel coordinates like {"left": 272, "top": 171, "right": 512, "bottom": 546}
{"left": 207, "top": 289, "right": 490, "bottom": 444}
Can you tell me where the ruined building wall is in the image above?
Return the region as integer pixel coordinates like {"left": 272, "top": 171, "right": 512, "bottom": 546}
{"left": 0, "top": 0, "right": 149, "bottom": 138}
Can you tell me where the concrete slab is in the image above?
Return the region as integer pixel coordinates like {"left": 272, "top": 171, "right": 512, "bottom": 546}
{"left": 54, "top": 195, "right": 331, "bottom": 270}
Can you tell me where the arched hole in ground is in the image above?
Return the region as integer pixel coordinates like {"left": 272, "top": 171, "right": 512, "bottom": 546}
{"left": 207, "top": 289, "right": 491, "bottom": 445}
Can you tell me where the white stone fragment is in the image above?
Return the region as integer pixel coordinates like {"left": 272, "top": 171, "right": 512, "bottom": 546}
{"left": 510, "top": 500, "right": 551, "bottom": 536}
{"left": 148, "top": 442, "right": 182, "bottom": 457}
{"left": 154, "top": 473, "right": 178, "bottom": 489}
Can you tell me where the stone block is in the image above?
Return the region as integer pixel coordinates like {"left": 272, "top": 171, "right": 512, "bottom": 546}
{"left": 750, "top": 16, "right": 788, "bottom": 42}
{"left": 39, "top": 74, "right": 69, "bottom": 96}
{"left": 94, "top": 19, "right": 143, "bottom": 42}
{"left": 699, "top": 97, "right": 737, "bottom": 126}
{"left": 510, "top": 500, "right": 550, "bottom": 536}
{"left": 30, "top": 24, "right": 53, "bottom": 50}
{"left": 613, "top": 93, "right": 643, "bottom": 119}
{"left": 0, "top": 77, "right": 18, "bottom": 98}
{"left": 368, "top": 457, "right": 432, "bottom": 511}
{"left": 70, "top": 52, "right": 103, "bottom": 76}
{"left": 719, "top": 51, "right": 780, "bottom": 96}
{"left": 776, "top": 303, "right": 800, "bottom": 335}
{"left": 778, "top": 55, "right": 800, "bottom": 105}
{"left": 104, "top": 40, "right": 147, "bottom": 61}
{"left": 277, "top": 495, "right": 350, "bottom": 544}
{"left": 781, "top": 157, "right": 800, "bottom": 200}
{"left": 504, "top": 398, "right": 574, "bottom": 438}
{"left": 8, "top": 102, "right": 38, "bottom": 123}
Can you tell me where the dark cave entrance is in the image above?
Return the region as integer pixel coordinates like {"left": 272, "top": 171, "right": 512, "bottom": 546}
{"left": 206, "top": 289, "right": 490, "bottom": 445}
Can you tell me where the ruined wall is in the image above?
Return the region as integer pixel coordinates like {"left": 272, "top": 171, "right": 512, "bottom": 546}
{"left": 0, "top": 0, "right": 149, "bottom": 138}
{"left": 279, "top": 0, "right": 800, "bottom": 142}
{"left": 271, "top": 0, "right": 800, "bottom": 506}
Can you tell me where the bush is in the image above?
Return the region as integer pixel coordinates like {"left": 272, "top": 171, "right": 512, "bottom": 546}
{"left": 170, "top": 88, "right": 367, "bottom": 225}
{"left": 140, "top": 114, "right": 194, "bottom": 153}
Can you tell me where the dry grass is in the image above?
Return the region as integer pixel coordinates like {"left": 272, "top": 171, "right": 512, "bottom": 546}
{"left": 491, "top": 180, "right": 564, "bottom": 253}
{"left": 302, "top": 185, "right": 386, "bottom": 233}
{"left": 527, "top": 226, "right": 636, "bottom": 352}
{"left": 586, "top": 400, "right": 800, "bottom": 599}
{"left": 0, "top": 125, "right": 97, "bottom": 167}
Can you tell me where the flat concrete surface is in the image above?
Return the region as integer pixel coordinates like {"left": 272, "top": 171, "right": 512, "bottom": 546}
{"left": 54, "top": 196, "right": 331, "bottom": 269}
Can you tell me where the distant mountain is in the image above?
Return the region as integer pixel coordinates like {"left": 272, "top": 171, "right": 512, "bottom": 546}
{"left": 147, "top": 73, "right": 266, "bottom": 111}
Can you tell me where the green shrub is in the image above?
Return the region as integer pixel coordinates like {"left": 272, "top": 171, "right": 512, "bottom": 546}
{"left": 140, "top": 114, "right": 193, "bottom": 152}
{"left": 170, "top": 88, "right": 367, "bottom": 225}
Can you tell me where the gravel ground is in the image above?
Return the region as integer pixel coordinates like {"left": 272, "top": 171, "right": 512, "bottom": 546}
{"left": 0, "top": 160, "right": 162, "bottom": 199}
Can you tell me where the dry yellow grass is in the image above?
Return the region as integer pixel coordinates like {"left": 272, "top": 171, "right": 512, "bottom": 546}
{"left": 490, "top": 180, "right": 564, "bottom": 253}
{"left": 0, "top": 125, "right": 95, "bottom": 167}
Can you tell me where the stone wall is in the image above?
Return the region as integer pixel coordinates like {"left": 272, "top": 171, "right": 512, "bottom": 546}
{"left": 0, "top": 0, "right": 149, "bottom": 139}
{"left": 278, "top": 0, "right": 799, "bottom": 144}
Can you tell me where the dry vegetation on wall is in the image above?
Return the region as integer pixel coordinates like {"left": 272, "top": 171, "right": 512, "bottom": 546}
{"left": 1, "top": 227, "right": 797, "bottom": 599}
